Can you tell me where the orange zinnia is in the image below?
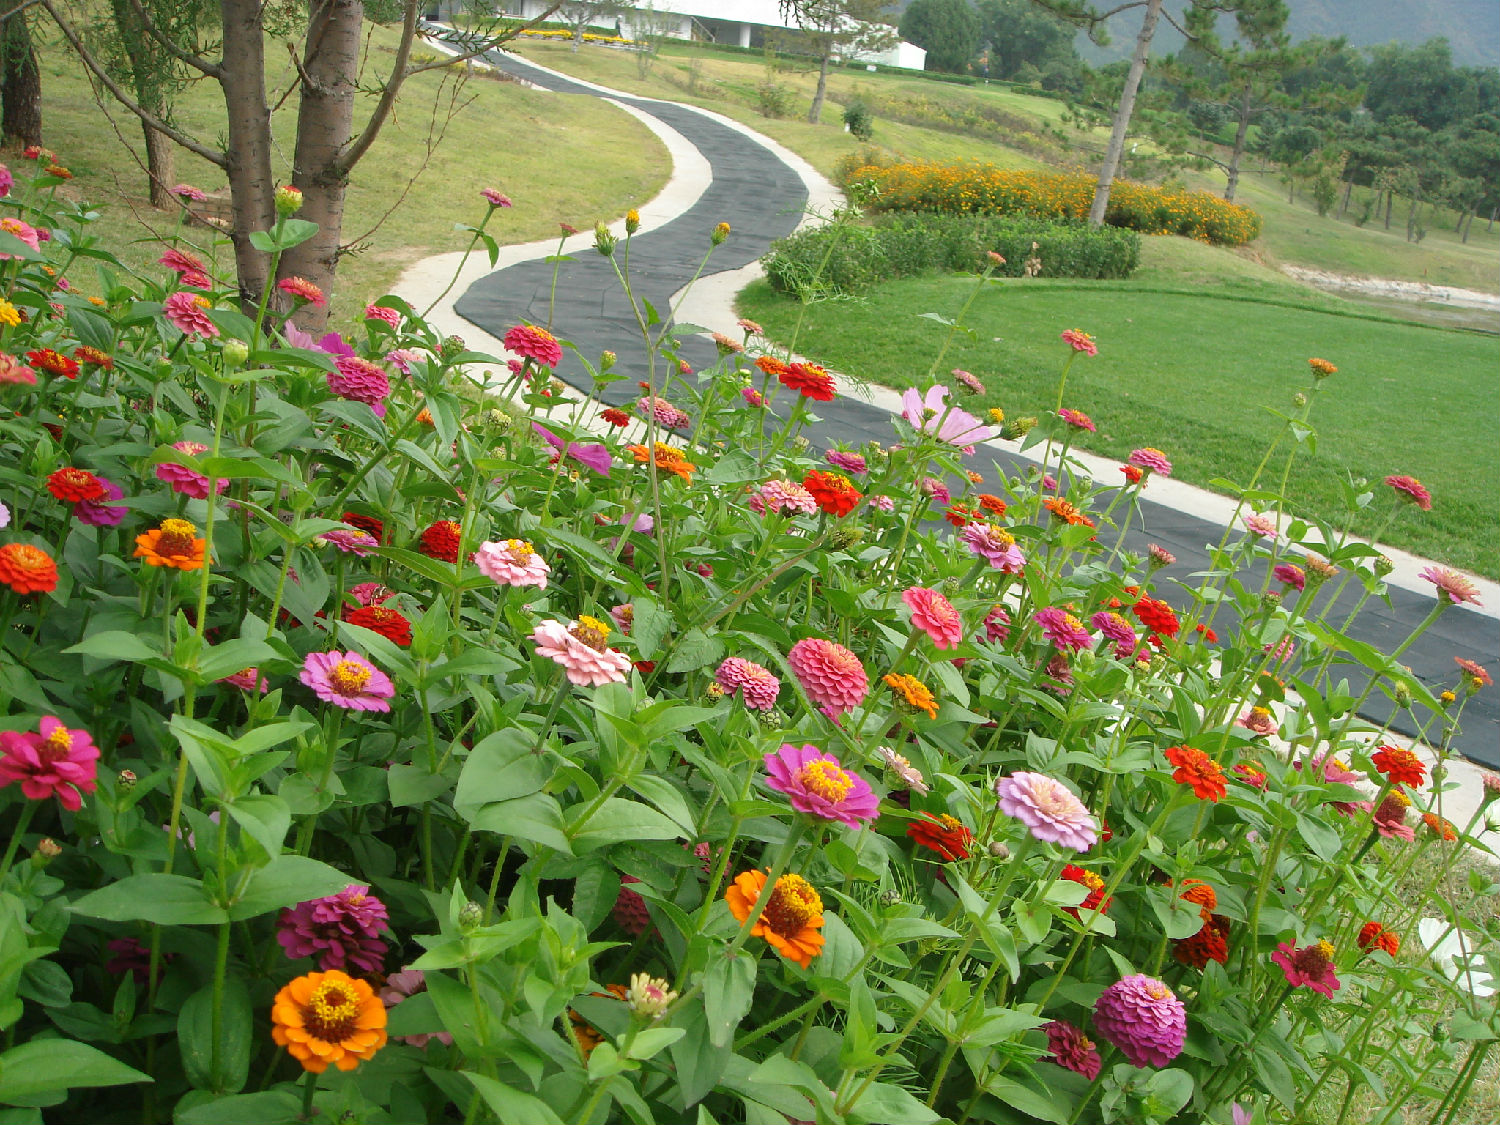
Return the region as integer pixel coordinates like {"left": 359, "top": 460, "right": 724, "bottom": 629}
{"left": 1042, "top": 496, "right": 1095, "bottom": 528}
{"left": 271, "top": 969, "right": 386, "bottom": 1073}
{"left": 1174, "top": 878, "right": 1217, "bottom": 921}
{"left": 724, "top": 869, "right": 825, "bottom": 968}
{"left": 133, "top": 518, "right": 207, "bottom": 570}
{"left": 884, "top": 672, "right": 938, "bottom": 719}
{"left": 906, "top": 813, "right": 972, "bottom": 861}
{"left": 1370, "top": 744, "right": 1426, "bottom": 788}
{"left": 626, "top": 442, "right": 696, "bottom": 482}
{"left": 1164, "top": 745, "right": 1226, "bottom": 802}
{"left": 0, "top": 542, "right": 59, "bottom": 594}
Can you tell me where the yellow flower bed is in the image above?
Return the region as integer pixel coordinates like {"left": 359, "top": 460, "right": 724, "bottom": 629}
{"left": 518, "top": 28, "right": 633, "bottom": 45}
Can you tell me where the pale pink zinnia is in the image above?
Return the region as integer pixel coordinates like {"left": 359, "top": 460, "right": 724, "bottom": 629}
{"left": 637, "top": 395, "right": 690, "bottom": 430}
{"left": 763, "top": 743, "right": 878, "bottom": 827}
{"left": 317, "top": 527, "right": 378, "bottom": 557}
{"left": 156, "top": 440, "right": 227, "bottom": 499}
{"left": 380, "top": 969, "right": 453, "bottom": 1048}
{"left": 1035, "top": 607, "right": 1092, "bottom": 653}
{"left": 903, "top": 586, "right": 963, "bottom": 650}
{"left": 1420, "top": 566, "right": 1482, "bottom": 607}
{"left": 300, "top": 651, "right": 395, "bottom": 712}
{"left": 787, "top": 637, "right": 868, "bottom": 715}
{"left": 474, "top": 539, "right": 551, "bottom": 589}
{"left": 0, "top": 352, "right": 38, "bottom": 385}
{"left": 1128, "top": 447, "right": 1172, "bottom": 477}
{"left": 716, "top": 657, "right": 781, "bottom": 711}
{"left": 530, "top": 617, "right": 632, "bottom": 687}
{"left": 749, "top": 479, "right": 817, "bottom": 518}
{"left": 1061, "top": 329, "right": 1098, "bottom": 356}
{"left": 365, "top": 304, "right": 401, "bottom": 328}
{"left": 952, "top": 368, "right": 986, "bottom": 395}
{"left": 481, "top": 188, "right": 513, "bottom": 208}
{"left": 961, "top": 522, "right": 1025, "bottom": 572}
{"left": 1243, "top": 512, "right": 1279, "bottom": 540}
{"left": 163, "top": 291, "right": 219, "bottom": 338}
{"left": 996, "top": 771, "right": 1098, "bottom": 851}
{"left": 170, "top": 184, "right": 208, "bottom": 202}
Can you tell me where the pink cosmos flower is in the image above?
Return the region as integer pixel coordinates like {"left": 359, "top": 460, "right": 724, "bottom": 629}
{"left": 901, "top": 385, "right": 997, "bottom": 452}
{"left": 0, "top": 716, "right": 100, "bottom": 811}
{"left": 763, "top": 743, "right": 878, "bottom": 827}
{"left": 825, "top": 449, "right": 867, "bottom": 474}
{"left": 1034, "top": 607, "right": 1092, "bottom": 653}
{"left": 328, "top": 355, "right": 390, "bottom": 412}
{"left": 277, "top": 884, "right": 389, "bottom": 974}
{"left": 1058, "top": 408, "right": 1096, "bottom": 432}
{"left": 474, "top": 539, "right": 551, "bottom": 589}
{"left": 533, "top": 423, "right": 612, "bottom": 477}
{"left": 74, "top": 476, "right": 127, "bottom": 528}
{"left": 531, "top": 617, "right": 632, "bottom": 687}
{"left": 163, "top": 291, "right": 219, "bottom": 337}
{"left": 1093, "top": 975, "right": 1187, "bottom": 1067}
{"left": 1384, "top": 474, "right": 1432, "bottom": 510}
{"left": 749, "top": 479, "right": 817, "bottom": 517}
{"left": 220, "top": 667, "right": 269, "bottom": 693}
{"left": 317, "top": 527, "right": 378, "bottom": 557}
{"left": 299, "top": 651, "right": 395, "bottom": 712}
{"left": 1061, "top": 329, "right": 1098, "bottom": 356}
{"left": 1273, "top": 563, "right": 1306, "bottom": 591}
{"left": 716, "top": 657, "right": 781, "bottom": 711}
{"left": 961, "top": 523, "right": 1025, "bottom": 572}
{"left": 787, "top": 638, "right": 868, "bottom": 715}
{"left": 1128, "top": 447, "right": 1172, "bottom": 477}
{"left": 1420, "top": 566, "right": 1482, "bottom": 607}
{"left": 983, "top": 604, "right": 1011, "bottom": 643}
{"left": 481, "top": 188, "right": 513, "bottom": 208}
{"left": 1043, "top": 1020, "right": 1102, "bottom": 1080}
{"left": 380, "top": 969, "right": 453, "bottom": 1047}
{"left": 156, "top": 441, "right": 228, "bottom": 499}
{"left": 903, "top": 586, "right": 963, "bottom": 650}
{"left": 503, "top": 323, "right": 562, "bottom": 368}
{"left": 996, "top": 772, "right": 1097, "bottom": 850}
{"left": 1271, "top": 940, "right": 1340, "bottom": 997}
{"left": 1091, "top": 610, "right": 1137, "bottom": 659}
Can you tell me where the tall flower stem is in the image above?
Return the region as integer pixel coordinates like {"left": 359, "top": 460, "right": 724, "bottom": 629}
{"left": 0, "top": 802, "right": 37, "bottom": 883}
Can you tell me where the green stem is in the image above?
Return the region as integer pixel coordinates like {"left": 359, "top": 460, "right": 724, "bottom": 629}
{"left": 0, "top": 802, "right": 37, "bottom": 883}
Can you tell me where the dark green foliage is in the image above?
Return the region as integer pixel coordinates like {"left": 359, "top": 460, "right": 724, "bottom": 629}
{"left": 842, "top": 97, "right": 875, "bottom": 139}
{"left": 898, "top": 0, "right": 980, "bottom": 73}
{"left": 762, "top": 213, "right": 1140, "bottom": 298}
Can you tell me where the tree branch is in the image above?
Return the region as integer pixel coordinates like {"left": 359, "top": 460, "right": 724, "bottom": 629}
{"left": 39, "top": 0, "right": 226, "bottom": 168}
{"left": 402, "top": 2, "right": 565, "bottom": 78}
{"left": 125, "top": 0, "right": 221, "bottom": 79}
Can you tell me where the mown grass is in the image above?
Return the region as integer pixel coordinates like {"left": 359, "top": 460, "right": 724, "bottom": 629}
{"left": 33, "top": 25, "right": 671, "bottom": 326}
{"left": 737, "top": 269, "right": 1500, "bottom": 577}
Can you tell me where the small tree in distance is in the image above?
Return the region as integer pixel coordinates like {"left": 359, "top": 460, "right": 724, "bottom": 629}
{"left": 779, "top": 1, "right": 898, "bottom": 124}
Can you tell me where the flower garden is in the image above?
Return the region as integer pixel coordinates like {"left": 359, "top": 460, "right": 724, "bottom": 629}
{"left": 0, "top": 149, "right": 1496, "bottom": 1125}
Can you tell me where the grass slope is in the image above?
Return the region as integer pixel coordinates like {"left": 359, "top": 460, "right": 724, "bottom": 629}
{"left": 737, "top": 266, "right": 1499, "bottom": 578}
{"left": 34, "top": 27, "right": 671, "bottom": 325}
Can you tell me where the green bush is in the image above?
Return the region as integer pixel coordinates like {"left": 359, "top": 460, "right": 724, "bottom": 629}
{"left": 756, "top": 80, "right": 795, "bottom": 118}
{"left": 763, "top": 213, "right": 1140, "bottom": 298}
{"left": 842, "top": 98, "right": 875, "bottom": 140}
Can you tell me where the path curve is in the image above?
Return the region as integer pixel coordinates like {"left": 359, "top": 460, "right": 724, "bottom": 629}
{"left": 402, "top": 38, "right": 1499, "bottom": 771}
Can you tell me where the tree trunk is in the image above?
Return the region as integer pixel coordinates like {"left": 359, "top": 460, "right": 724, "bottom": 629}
{"left": 1488, "top": 205, "right": 1495, "bottom": 231}
{"left": 1461, "top": 208, "right": 1473, "bottom": 243}
{"left": 143, "top": 123, "right": 177, "bottom": 208}
{"left": 0, "top": 11, "right": 42, "bottom": 147}
{"left": 1223, "top": 81, "right": 1252, "bottom": 202}
{"left": 808, "top": 44, "right": 830, "bottom": 125}
{"left": 279, "top": 0, "right": 364, "bottom": 331}
{"left": 1383, "top": 191, "right": 1392, "bottom": 229}
{"left": 1338, "top": 178, "right": 1352, "bottom": 218}
{"left": 219, "top": 0, "right": 277, "bottom": 310}
{"left": 108, "top": 0, "right": 176, "bottom": 207}
{"left": 572, "top": 20, "right": 583, "bottom": 51}
{"left": 1088, "top": 0, "right": 1162, "bottom": 228}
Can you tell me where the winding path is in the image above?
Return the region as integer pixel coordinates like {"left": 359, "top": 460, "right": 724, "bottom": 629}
{"left": 435, "top": 46, "right": 1498, "bottom": 770}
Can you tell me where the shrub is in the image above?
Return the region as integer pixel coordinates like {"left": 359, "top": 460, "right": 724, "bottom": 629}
{"left": 841, "top": 159, "right": 1264, "bottom": 245}
{"left": 763, "top": 213, "right": 1140, "bottom": 297}
{"left": 756, "top": 80, "right": 795, "bottom": 119}
{"left": 842, "top": 98, "right": 875, "bottom": 141}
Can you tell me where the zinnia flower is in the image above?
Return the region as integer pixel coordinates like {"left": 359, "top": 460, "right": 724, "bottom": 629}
{"left": 1308, "top": 357, "right": 1337, "bottom": 378}
{"left": 716, "top": 657, "right": 781, "bottom": 711}
{"left": 133, "top": 518, "right": 207, "bottom": 571}
{"left": 221, "top": 668, "right": 269, "bottom": 693}
{"left": 1059, "top": 865, "right": 1111, "bottom": 919}
{"left": 983, "top": 604, "right": 1010, "bottom": 643}
{"left": 163, "top": 291, "right": 218, "bottom": 337}
{"left": 156, "top": 440, "right": 227, "bottom": 499}
{"left": 340, "top": 513, "right": 384, "bottom": 544}
{"left": 952, "top": 367, "right": 985, "bottom": 395}
{"left": 328, "top": 355, "right": 390, "bottom": 411}
{"left": 1357, "top": 922, "right": 1400, "bottom": 957}
{"left": 625, "top": 972, "right": 678, "bottom": 1021}
{"left": 763, "top": 744, "right": 878, "bottom": 826}
{"left": 1091, "top": 611, "right": 1136, "bottom": 659}
{"left": 824, "top": 449, "right": 866, "bottom": 474}
{"left": 1273, "top": 563, "right": 1306, "bottom": 591}
{"left": 876, "top": 746, "right": 928, "bottom": 795}
{"left": 0, "top": 542, "right": 58, "bottom": 594}
{"left": 961, "top": 523, "right": 1024, "bottom": 572}
{"left": 1271, "top": 940, "right": 1340, "bottom": 997}
{"left": 365, "top": 304, "right": 400, "bottom": 328}
{"left": 1422, "top": 812, "right": 1458, "bottom": 841}
{"left": 613, "top": 875, "right": 652, "bottom": 935}
{"left": 1243, "top": 512, "right": 1279, "bottom": 539}
{"left": 1061, "top": 329, "right": 1098, "bottom": 355}
{"left": 1043, "top": 1020, "right": 1102, "bottom": 1079}
{"left": 636, "top": 395, "right": 690, "bottom": 429}
{"left": 271, "top": 969, "right": 387, "bottom": 1073}
{"left": 503, "top": 323, "right": 562, "bottom": 368}
{"left": 1128, "top": 447, "right": 1172, "bottom": 477}
{"left": 1173, "top": 914, "right": 1231, "bottom": 969}
{"left": 27, "top": 349, "right": 80, "bottom": 379}
{"left": 802, "top": 470, "right": 861, "bottom": 517}
{"left": 1093, "top": 975, "right": 1186, "bottom": 1067}
{"left": 1371, "top": 744, "right": 1426, "bottom": 788}
{"left": 530, "top": 616, "right": 632, "bottom": 687}
{"left": 903, "top": 586, "right": 963, "bottom": 650}
{"left": 418, "top": 520, "right": 462, "bottom": 563}
{"left": 343, "top": 605, "right": 412, "bottom": 647}
{"left": 1034, "top": 607, "right": 1092, "bottom": 653}
{"left": 626, "top": 442, "right": 695, "bottom": 482}
{"left": 46, "top": 467, "right": 105, "bottom": 503}
{"left": 474, "top": 539, "right": 551, "bottom": 589}
{"left": 1385, "top": 474, "right": 1432, "bottom": 510}
{"left": 300, "top": 651, "right": 396, "bottom": 711}
{"left": 1058, "top": 408, "right": 1096, "bottom": 431}
{"left": 0, "top": 716, "right": 99, "bottom": 811}
{"left": 1042, "top": 496, "right": 1094, "bottom": 527}
{"left": 379, "top": 969, "right": 453, "bottom": 1048}
{"left": 74, "top": 476, "right": 127, "bottom": 528}
{"left": 996, "top": 772, "right": 1098, "bottom": 851}
{"left": 1132, "top": 597, "right": 1180, "bottom": 638}
{"left": 724, "top": 869, "right": 825, "bottom": 968}
{"left": 481, "top": 187, "right": 513, "bottom": 208}
{"left": 1164, "top": 745, "right": 1226, "bottom": 802}
{"left": 907, "top": 813, "right": 972, "bottom": 861}
{"left": 884, "top": 672, "right": 938, "bottom": 719}
{"left": 171, "top": 184, "right": 208, "bottom": 202}
{"left": 787, "top": 637, "right": 868, "bottom": 715}
{"left": 900, "top": 385, "right": 997, "bottom": 451}
{"left": 318, "top": 527, "right": 378, "bottom": 557}
{"left": 277, "top": 884, "right": 389, "bottom": 974}
{"left": 1236, "top": 707, "right": 1277, "bottom": 737}
{"left": 1419, "top": 566, "right": 1482, "bottom": 607}
{"left": 278, "top": 276, "right": 326, "bottom": 307}
{"left": 779, "top": 361, "right": 836, "bottom": 401}
{"left": 749, "top": 479, "right": 817, "bottom": 517}
{"left": 0, "top": 352, "right": 37, "bottom": 385}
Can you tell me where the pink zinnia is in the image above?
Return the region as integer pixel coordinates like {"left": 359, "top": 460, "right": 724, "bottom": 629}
{"left": 0, "top": 716, "right": 100, "bottom": 811}
{"left": 869, "top": 494, "right": 895, "bottom": 512}
{"left": 996, "top": 772, "right": 1098, "bottom": 851}
{"left": 983, "top": 604, "right": 1011, "bottom": 643}
{"left": 741, "top": 387, "right": 764, "bottom": 407}
{"left": 1091, "top": 610, "right": 1137, "bottom": 659}
{"left": 763, "top": 743, "right": 878, "bottom": 827}
{"left": 474, "top": 539, "right": 551, "bottom": 589}
{"left": 159, "top": 247, "right": 206, "bottom": 277}
{"left": 156, "top": 440, "right": 227, "bottom": 499}
{"left": 328, "top": 355, "right": 390, "bottom": 409}
{"left": 1372, "top": 792, "right": 1415, "bottom": 840}
{"left": 318, "top": 527, "right": 378, "bottom": 557}
{"left": 1273, "top": 563, "right": 1306, "bottom": 591}
{"left": 365, "top": 304, "right": 401, "bottom": 328}
{"left": 348, "top": 582, "right": 393, "bottom": 607}
{"left": 1420, "top": 566, "right": 1482, "bottom": 607}
{"left": 903, "top": 587, "right": 963, "bottom": 650}
{"left": 1034, "top": 607, "right": 1092, "bottom": 653}
{"left": 1058, "top": 408, "right": 1096, "bottom": 432}
{"left": 170, "top": 184, "right": 208, "bottom": 202}
{"left": 1093, "top": 975, "right": 1187, "bottom": 1067}
{"left": 1061, "top": 329, "right": 1098, "bottom": 356}
{"left": 920, "top": 477, "right": 951, "bottom": 506}
{"left": 637, "top": 395, "right": 690, "bottom": 430}
{"left": 1385, "top": 474, "right": 1432, "bottom": 510}
{"left": 300, "top": 651, "right": 395, "bottom": 712}
{"left": 1148, "top": 544, "right": 1175, "bottom": 568}
{"left": 1043, "top": 1020, "right": 1102, "bottom": 1080}
{"left": 1271, "top": 940, "right": 1340, "bottom": 998}
{"left": 1297, "top": 753, "right": 1371, "bottom": 817}
{"left": 952, "top": 367, "right": 985, "bottom": 395}
{"left": 825, "top": 449, "right": 867, "bottom": 474}
{"left": 716, "top": 657, "right": 781, "bottom": 711}
{"left": 0, "top": 217, "right": 40, "bottom": 259}
{"left": 162, "top": 291, "right": 218, "bottom": 337}
{"left": 74, "top": 476, "right": 127, "bottom": 528}
{"left": 481, "top": 188, "right": 513, "bottom": 208}
{"left": 531, "top": 617, "right": 632, "bottom": 687}
{"left": 749, "top": 479, "right": 817, "bottom": 518}
{"left": 614, "top": 874, "right": 652, "bottom": 935}
{"left": 1243, "top": 512, "right": 1279, "bottom": 540}
{"left": 380, "top": 969, "right": 453, "bottom": 1048}
{"left": 220, "top": 667, "right": 269, "bottom": 693}
{"left": 961, "top": 523, "right": 1025, "bottom": 572}
{"left": 386, "top": 348, "right": 424, "bottom": 374}
{"left": 787, "top": 638, "right": 869, "bottom": 715}
{"left": 0, "top": 352, "right": 37, "bottom": 385}
{"left": 277, "top": 276, "right": 326, "bottom": 307}
{"left": 1236, "top": 707, "right": 1277, "bottom": 736}
{"left": 900, "top": 385, "right": 997, "bottom": 452}
{"left": 503, "top": 323, "right": 562, "bottom": 368}
{"left": 277, "top": 884, "right": 388, "bottom": 974}
{"left": 1128, "top": 447, "right": 1172, "bottom": 477}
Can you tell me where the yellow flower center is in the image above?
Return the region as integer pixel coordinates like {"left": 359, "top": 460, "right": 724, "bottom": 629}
{"left": 329, "top": 660, "right": 372, "bottom": 695}
{"left": 1063, "top": 614, "right": 1085, "bottom": 634}
{"left": 988, "top": 408, "right": 1005, "bottom": 424}
{"left": 573, "top": 615, "right": 610, "bottom": 650}
{"left": 763, "top": 874, "right": 821, "bottom": 937}
{"left": 1073, "top": 868, "right": 1105, "bottom": 893}
{"left": 38, "top": 727, "right": 72, "bottom": 763}
{"left": 797, "top": 759, "right": 853, "bottom": 803}
{"left": 1146, "top": 982, "right": 1171, "bottom": 1000}
{"left": 157, "top": 519, "right": 199, "bottom": 556}
{"left": 305, "top": 981, "right": 360, "bottom": 1042}
{"left": 1031, "top": 777, "right": 1073, "bottom": 817}
{"left": 936, "top": 814, "right": 964, "bottom": 833}
{"left": 506, "top": 539, "right": 534, "bottom": 563}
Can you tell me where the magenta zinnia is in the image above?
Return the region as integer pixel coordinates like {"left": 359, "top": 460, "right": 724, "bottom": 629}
{"left": 787, "top": 638, "right": 868, "bottom": 715}
{"left": 1271, "top": 940, "right": 1340, "bottom": 997}
{"left": 995, "top": 772, "right": 1097, "bottom": 851}
{"left": 503, "top": 323, "right": 562, "bottom": 368}
{"left": 328, "top": 355, "right": 391, "bottom": 411}
{"left": 277, "top": 884, "right": 389, "bottom": 974}
{"left": 300, "top": 651, "right": 396, "bottom": 712}
{"left": 1090, "top": 610, "right": 1137, "bottom": 659}
{"left": 1034, "top": 607, "right": 1092, "bottom": 653}
{"left": 0, "top": 716, "right": 100, "bottom": 811}
{"left": 1093, "top": 975, "right": 1187, "bottom": 1068}
{"left": 163, "top": 291, "right": 218, "bottom": 338}
{"left": 903, "top": 586, "right": 963, "bottom": 650}
{"left": 1043, "top": 1019, "right": 1102, "bottom": 1080}
{"left": 961, "top": 523, "right": 1024, "bottom": 572}
{"left": 763, "top": 743, "right": 878, "bottom": 827}
{"left": 156, "top": 441, "right": 227, "bottom": 500}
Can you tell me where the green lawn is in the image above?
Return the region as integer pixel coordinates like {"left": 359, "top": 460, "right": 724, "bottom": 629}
{"left": 35, "top": 27, "right": 671, "bottom": 326}
{"left": 738, "top": 271, "right": 1500, "bottom": 577}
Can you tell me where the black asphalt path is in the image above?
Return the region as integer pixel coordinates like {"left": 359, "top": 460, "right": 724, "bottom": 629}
{"left": 452, "top": 45, "right": 1499, "bottom": 769}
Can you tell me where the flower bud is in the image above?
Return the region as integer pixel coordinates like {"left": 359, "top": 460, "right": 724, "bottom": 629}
{"left": 625, "top": 209, "right": 640, "bottom": 235}
{"left": 441, "top": 335, "right": 466, "bottom": 359}
{"left": 988, "top": 841, "right": 1010, "bottom": 860}
{"left": 593, "top": 222, "right": 616, "bottom": 258}
{"left": 458, "top": 900, "right": 484, "bottom": 933}
{"left": 32, "top": 838, "right": 61, "bottom": 866}
{"left": 829, "top": 526, "right": 864, "bottom": 550}
{"left": 1440, "top": 690, "right": 1456, "bottom": 705}
{"left": 1374, "top": 555, "right": 1394, "bottom": 577}
{"left": 756, "top": 708, "right": 786, "bottom": 729}
{"left": 790, "top": 435, "right": 811, "bottom": 454}
{"left": 1393, "top": 682, "right": 1413, "bottom": 708}
{"left": 879, "top": 888, "right": 902, "bottom": 906}
{"left": 711, "top": 221, "right": 731, "bottom": 245}
{"left": 1002, "top": 416, "right": 1037, "bottom": 441}
{"left": 599, "top": 350, "right": 616, "bottom": 372}
{"left": 941, "top": 575, "right": 961, "bottom": 597}
{"left": 1481, "top": 773, "right": 1500, "bottom": 804}
{"left": 222, "top": 339, "right": 249, "bottom": 368}
{"left": 118, "top": 769, "right": 138, "bottom": 792}
{"left": 1261, "top": 591, "right": 1282, "bottom": 609}
{"left": 274, "top": 185, "right": 303, "bottom": 216}
{"left": 626, "top": 972, "right": 677, "bottom": 1021}
{"left": 1293, "top": 392, "right": 1308, "bottom": 407}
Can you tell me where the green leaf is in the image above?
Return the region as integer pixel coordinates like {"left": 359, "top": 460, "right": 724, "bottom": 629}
{"left": 669, "top": 1002, "right": 729, "bottom": 1107}
{"left": 62, "top": 631, "right": 161, "bottom": 664}
{"left": 0, "top": 1039, "right": 151, "bottom": 1101}
{"left": 847, "top": 1080, "right": 941, "bottom": 1125}
{"left": 625, "top": 1026, "right": 684, "bottom": 1060}
{"left": 226, "top": 855, "right": 351, "bottom": 920}
{"left": 224, "top": 794, "right": 291, "bottom": 856}
{"left": 464, "top": 792, "right": 571, "bottom": 854}
{"left": 703, "top": 951, "right": 757, "bottom": 1048}
{"left": 461, "top": 1073, "right": 564, "bottom": 1125}
{"left": 630, "top": 596, "right": 671, "bottom": 660}
{"left": 175, "top": 1091, "right": 301, "bottom": 1125}
{"left": 71, "top": 875, "right": 227, "bottom": 926}
{"left": 178, "top": 979, "right": 252, "bottom": 1093}
{"left": 567, "top": 798, "right": 682, "bottom": 851}
{"left": 453, "top": 730, "right": 554, "bottom": 817}
{"left": 664, "top": 628, "right": 723, "bottom": 674}
{"left": 387, "top": 764, "right": 455, "bottom": 808}
{"left": 986, "top": 1078, "right": 1068, "bottom": 1124}
{"left": 626, "top": 774, "right": 697, "bottom": 836}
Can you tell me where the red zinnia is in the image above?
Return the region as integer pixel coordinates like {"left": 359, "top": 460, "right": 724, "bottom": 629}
{"left": 600, "top": 407, "right": 631, "bottom": 427}
{"left": 1371, "top": 744, "right": 1426, "bottom": 788}
{"left": 1357, "top": 921, "right": 1400, "bottom": 957}
{"left": 0, "top": 543, "right": 59, "bottom": 594}
{"left": 1121, "top": 465, "right": 1144, "bottom": 486}
{"left": 418, "top": 520, "right": 462, "bottom": 563}
{"left": 1059, "top": 865, "right": 1111, "bottom": 918}
{"left": 802, "top": 470, "right": 861, "bottom": 517}
{"left": 344, "top": 605, "right": 413, "bottom": 647}
{"left": 341, "top": 513, "right": 385, "bottom": 545}
{"left": 1173, "top": 915, "right": 1230, "bottom": 969}
{"left": 72, "top": 346, "right": 113, "bottom": 370}
{"left": 778, "top": 361, "right": 836, "bottom": 402}
{"left": 1384, "top": 474, "right": 1432, "bottom": 511}
{"left": 46, "top": 467, "right": 106, "bottom": 503}
{"left": 1133, "top": 597, "right": 1180, "bottom": 638}
{"left": 1164, "top": 745, "right": 1226, "bottom": 802}
{"left": 27, "top": 349, "right": 80, "bottom": 379}
{"left": 944, "top": 503, "right": 975, "bottom": 527}
{"left": 906, "top": 813, "right": 972, "bottom": 861}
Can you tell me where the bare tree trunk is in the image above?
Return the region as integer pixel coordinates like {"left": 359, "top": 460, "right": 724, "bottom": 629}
{"left": 1338, "top": 178, "right": 1352, "bottom": 217}
{"left": 1223, "top": 81, "right": 1251, "bottom": 202}
{"left": 143, "top": 124, "right": 177, "bottom": 208}
{"left": 1383, "top": 191, "right": 1392, "bottom": 229}
{"left": 0, "top": 11, "right": 42, "bottom": 147}
{"left": 572, "top": 19, "right": 583, "bottom": 51}
{"left": 279, "top": 0, "right": 364, "bottom": 331}
{"left": 1488, "top": 205, "right": 1495, "bottom": 231}
{"left": 219, "top": 0, "right": 276, "bottom": 309}
{"left": 1461, "top": 208, "right": 1473, "bottom": 243}
{"left": 808, "top": 44, "right": 830, "bottom": 124}
{"left": 1088, "top": 0, "right": 1162, "bottom": 228}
